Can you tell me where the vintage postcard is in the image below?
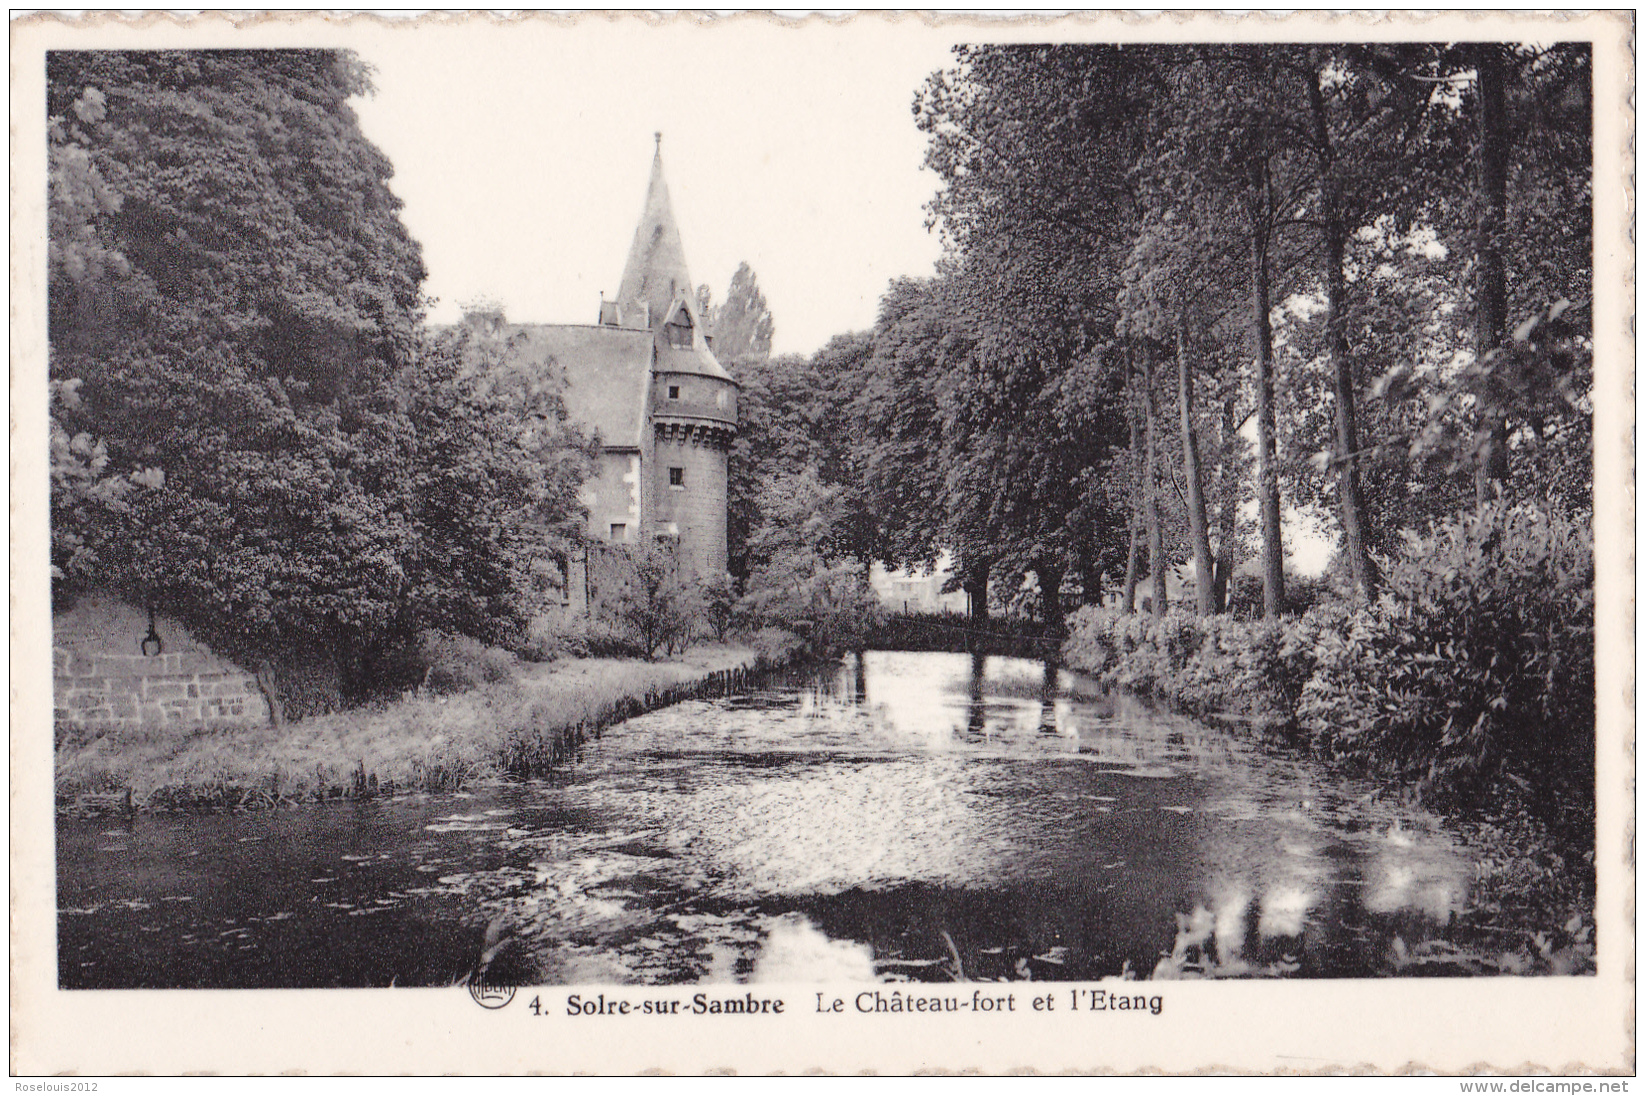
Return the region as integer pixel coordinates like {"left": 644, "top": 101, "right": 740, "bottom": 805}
{"left": 11, "top": 9, "right": 1634, "bottom": 1078}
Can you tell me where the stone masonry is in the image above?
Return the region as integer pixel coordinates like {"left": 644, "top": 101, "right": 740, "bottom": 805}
{"left": 53, "top": 594, "right": 271, "bottom": 731}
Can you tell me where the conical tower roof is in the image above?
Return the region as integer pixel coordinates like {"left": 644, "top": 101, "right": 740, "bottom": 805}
{"left": 612, "top": 138, "right": 732, "bottom": 382}
{"left": 616, "top": 142, "right": 696, "bottom": 330}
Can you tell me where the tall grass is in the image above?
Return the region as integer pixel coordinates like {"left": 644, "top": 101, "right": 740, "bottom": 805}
{"left": 56, "top": 641, "right": 795, "bottom": 811}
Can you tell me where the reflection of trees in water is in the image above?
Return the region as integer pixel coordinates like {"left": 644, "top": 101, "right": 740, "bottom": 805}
{"left": 966, "top": 651, "right": 987, "bottom": 736}
{"left": 697, "top": 650, "right": 1479, "bottom": 978}
{"left": 1154, "top": 797, "right": 1472, "bottom": 978}
{"left": 1063, "top": 701, "right": 1250, "bottom": 774}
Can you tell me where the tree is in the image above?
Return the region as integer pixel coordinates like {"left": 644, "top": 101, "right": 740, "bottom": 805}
{"left": 1141, "top": 346, "right": 1169, "bottom": 615}
{"left": 916, "top": 45, "right": 1149, "bottom": 625}
{"left": 849, "top": 277, "right": 964, "bottom": 574}
{"left": 599, "top": 542, "right": 696, "bottom": 659}
{"left": 1320, "top": 44, "right": 1590, "bottom": 529}
{"left": 709, "top": 261, "right": 775, "bottom": 361}
{"left": 905, "top": 39, "right": 1591, "bottom": 629}
{"left": 1174, "top": 322, "right": 1216, "bottom": 613}
{"left": 45, "top": 51, "right": 570, "bottom": 702}
{"left": 424, "top": 314, "right": 598, "bottom": 625}
{"left": 1469, "top": 43, "right": 1512, "bottom": 502}
{"left": 726, "top": 351, "right": 826, "bottom": 582}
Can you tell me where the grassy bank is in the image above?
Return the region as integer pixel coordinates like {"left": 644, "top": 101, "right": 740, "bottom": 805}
{"left": 56, "top": 637, "right": 801, "bottom": 812}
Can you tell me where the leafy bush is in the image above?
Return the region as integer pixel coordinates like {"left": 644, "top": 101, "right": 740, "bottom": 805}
{"left": 700, "top": 572, "right": 737, "bottom": 642}
{"left": 746, "top": 626, "right": 805, "bottom": 664}
{"left": 414, "top": 630, "right": 518, "bottom": 694}
{"left": 517, "top": 614, "right": 645, "bottom": 662}
{"left": 1068, "top": 500, "right": 1595, "bottom": 810}
{"left": 594, "top": 544, "right": 700, "bottom": 659}
{"left": 735, "top": 562, "right": 883, "bottom": 655}
{"left": 1063, "top": 606, "right": 1330, "bottom": 723}
{"left": 1300, "top": 500, "right": 1593, "bottom": 805}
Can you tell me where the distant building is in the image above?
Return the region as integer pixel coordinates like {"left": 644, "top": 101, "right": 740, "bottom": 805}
{"left": 468, "top": 144, "right": 737, "bottom": 610}
{"left": 870, "top": 552, "right": 971, "bottom": 615}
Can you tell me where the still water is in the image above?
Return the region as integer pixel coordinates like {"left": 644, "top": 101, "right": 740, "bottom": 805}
{"left": 59, "top": 652, "right": 1475, "bottom": 987}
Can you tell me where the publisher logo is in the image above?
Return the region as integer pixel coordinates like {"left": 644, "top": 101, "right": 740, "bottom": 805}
{"left": 468, "top": 974, "right": 517, "bottom": 1010}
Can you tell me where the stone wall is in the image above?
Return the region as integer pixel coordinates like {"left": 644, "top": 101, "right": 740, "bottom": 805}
{"left": 53, "top": 594, "right": 271, "bottom": 731}
{"left": 651, "top": 426, "right": 730, "bottom": 578}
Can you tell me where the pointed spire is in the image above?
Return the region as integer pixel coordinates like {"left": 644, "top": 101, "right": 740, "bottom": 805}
{"left": 615, "top": 142, "right": 696, "bottom": 333}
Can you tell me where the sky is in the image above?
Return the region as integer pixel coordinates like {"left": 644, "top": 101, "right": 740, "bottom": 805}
{"left": 348, "top": 19, "right": 963, "bottom": 356}
{"left": 344, "top": 16, "right": 1338, "bottom": 573}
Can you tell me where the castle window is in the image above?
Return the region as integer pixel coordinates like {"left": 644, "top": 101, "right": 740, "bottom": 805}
{"left": 669, "top": 467, "right": 685, "bottom": 488}
{"left": 668, "top": 385, "right": 680, "bottom": 400}
{"left": 609, "top": 523, "right": 628, "bottom": 543}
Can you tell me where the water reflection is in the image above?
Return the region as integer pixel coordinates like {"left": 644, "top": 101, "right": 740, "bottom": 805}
{"left": 59, "top": 651, "right": 1474, "bottom": 988}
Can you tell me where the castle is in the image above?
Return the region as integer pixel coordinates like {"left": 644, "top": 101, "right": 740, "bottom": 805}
{"left": 471, "top": 143, "right": 738, "bottom": 611}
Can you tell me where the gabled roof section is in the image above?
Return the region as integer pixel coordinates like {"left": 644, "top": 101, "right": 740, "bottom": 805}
{"left": 505, "top": 324, "right": 653, "bottom": 450}
{"left": 616, "top": 147, "right": 699, "bottom": 336}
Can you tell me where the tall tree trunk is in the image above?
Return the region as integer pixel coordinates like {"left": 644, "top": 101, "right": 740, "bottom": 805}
{"left": 1143, "top": 347, "right": 1168, "bottom": 617}
{"left": 1473, "top": 42, "right": 1511, "bottom": 503}
{"left": 255, "top": 662, "right": 284, "bottom": 731}
{"left": 1038, "top": 561, "right": 1064, "bottom": 632}
{"left": 1075, "top": 538, "right": 1099, "bottom": 611}
{"left": 1121, "top": 525, "right": 1140, "bottom": 613}
{"left": 1176, "top": 316, "right": 1215, "bottom": 614}
{"left": 964, "top": 557, "right": 991, "bottom": 623}
{"left": 1213, "top": 395, "right": 1238, "bottom": 613}
{"left": 1308, "top": 70, "right": 1380, "bottom": 600}
{"left": 1248, "top": 158, "right": 1285, "bottom": 619}
{"left": 1122, "top": 369, "right": 1143, "bottom": 613}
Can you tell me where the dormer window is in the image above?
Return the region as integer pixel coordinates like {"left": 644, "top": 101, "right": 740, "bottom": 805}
{"left": 665, "top": 303, "right": 694, "bottom": 348}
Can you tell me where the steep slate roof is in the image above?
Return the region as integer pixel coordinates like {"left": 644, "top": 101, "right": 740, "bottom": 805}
{"left": 615, "top": 148, "right": 733, "bottom": 383}
{"left": 439, "top": 145, "right": 740, "bottom": 456}
{"left": 508, "top": 324, "right": 653, "bottom": 450}
{"left": 616, "top": 150, "right": 697, "bottom": 329}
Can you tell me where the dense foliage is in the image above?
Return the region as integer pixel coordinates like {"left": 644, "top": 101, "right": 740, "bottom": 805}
{"left": 1065, "top": 499, "right": 1594, "bottom": 812}
{"left": 1299, "top": 500, "right": 1593, "bottom": 804}
{"left": 703, "top": 43, "right": 1593, "bottom": 831}
{"left": 47, "top": 51, "right": 589, "bottom": 705}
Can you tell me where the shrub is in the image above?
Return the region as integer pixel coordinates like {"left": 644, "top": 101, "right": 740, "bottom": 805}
{"left": 519, "top": 613, "right": 649, "bottom": 662}
{"left": 415, "top": 630, "right": 518, "bottom": 694}
{"left": 700, "top": 572, "right": 736, "bottom": 642}
{"left": 736, "top": 562, "right": 883, "bottom": 655}
{"left": 1299, "top": 500, "right": 1593, "bottom": 806}
{"left": 746, "top": 626, "right": 805, "bottom": 664}
{"left": 1064, "top": 606, "right": 1331, "bottom": 724}
{"left": 1065, "top": 500, "right": 1593, "bottom": 818}
{"left": 595, "top": 543, "right": 699, "bottom": 659}
{"left": 1226, "top": 570, "right": 1337, "bottom": 619}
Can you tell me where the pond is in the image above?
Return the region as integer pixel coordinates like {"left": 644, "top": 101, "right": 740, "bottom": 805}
{"left": 59, "top": 651, "right": 1477, "bottom": 988}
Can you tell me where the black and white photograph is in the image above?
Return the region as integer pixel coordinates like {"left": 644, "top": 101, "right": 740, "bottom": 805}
{"left": 13, "top": 9, "right": 1633, "bottom": 1077}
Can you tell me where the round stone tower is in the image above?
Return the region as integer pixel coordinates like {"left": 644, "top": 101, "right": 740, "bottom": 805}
{"left": 604, "top": 141, "right": 737, "bottom": 579}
